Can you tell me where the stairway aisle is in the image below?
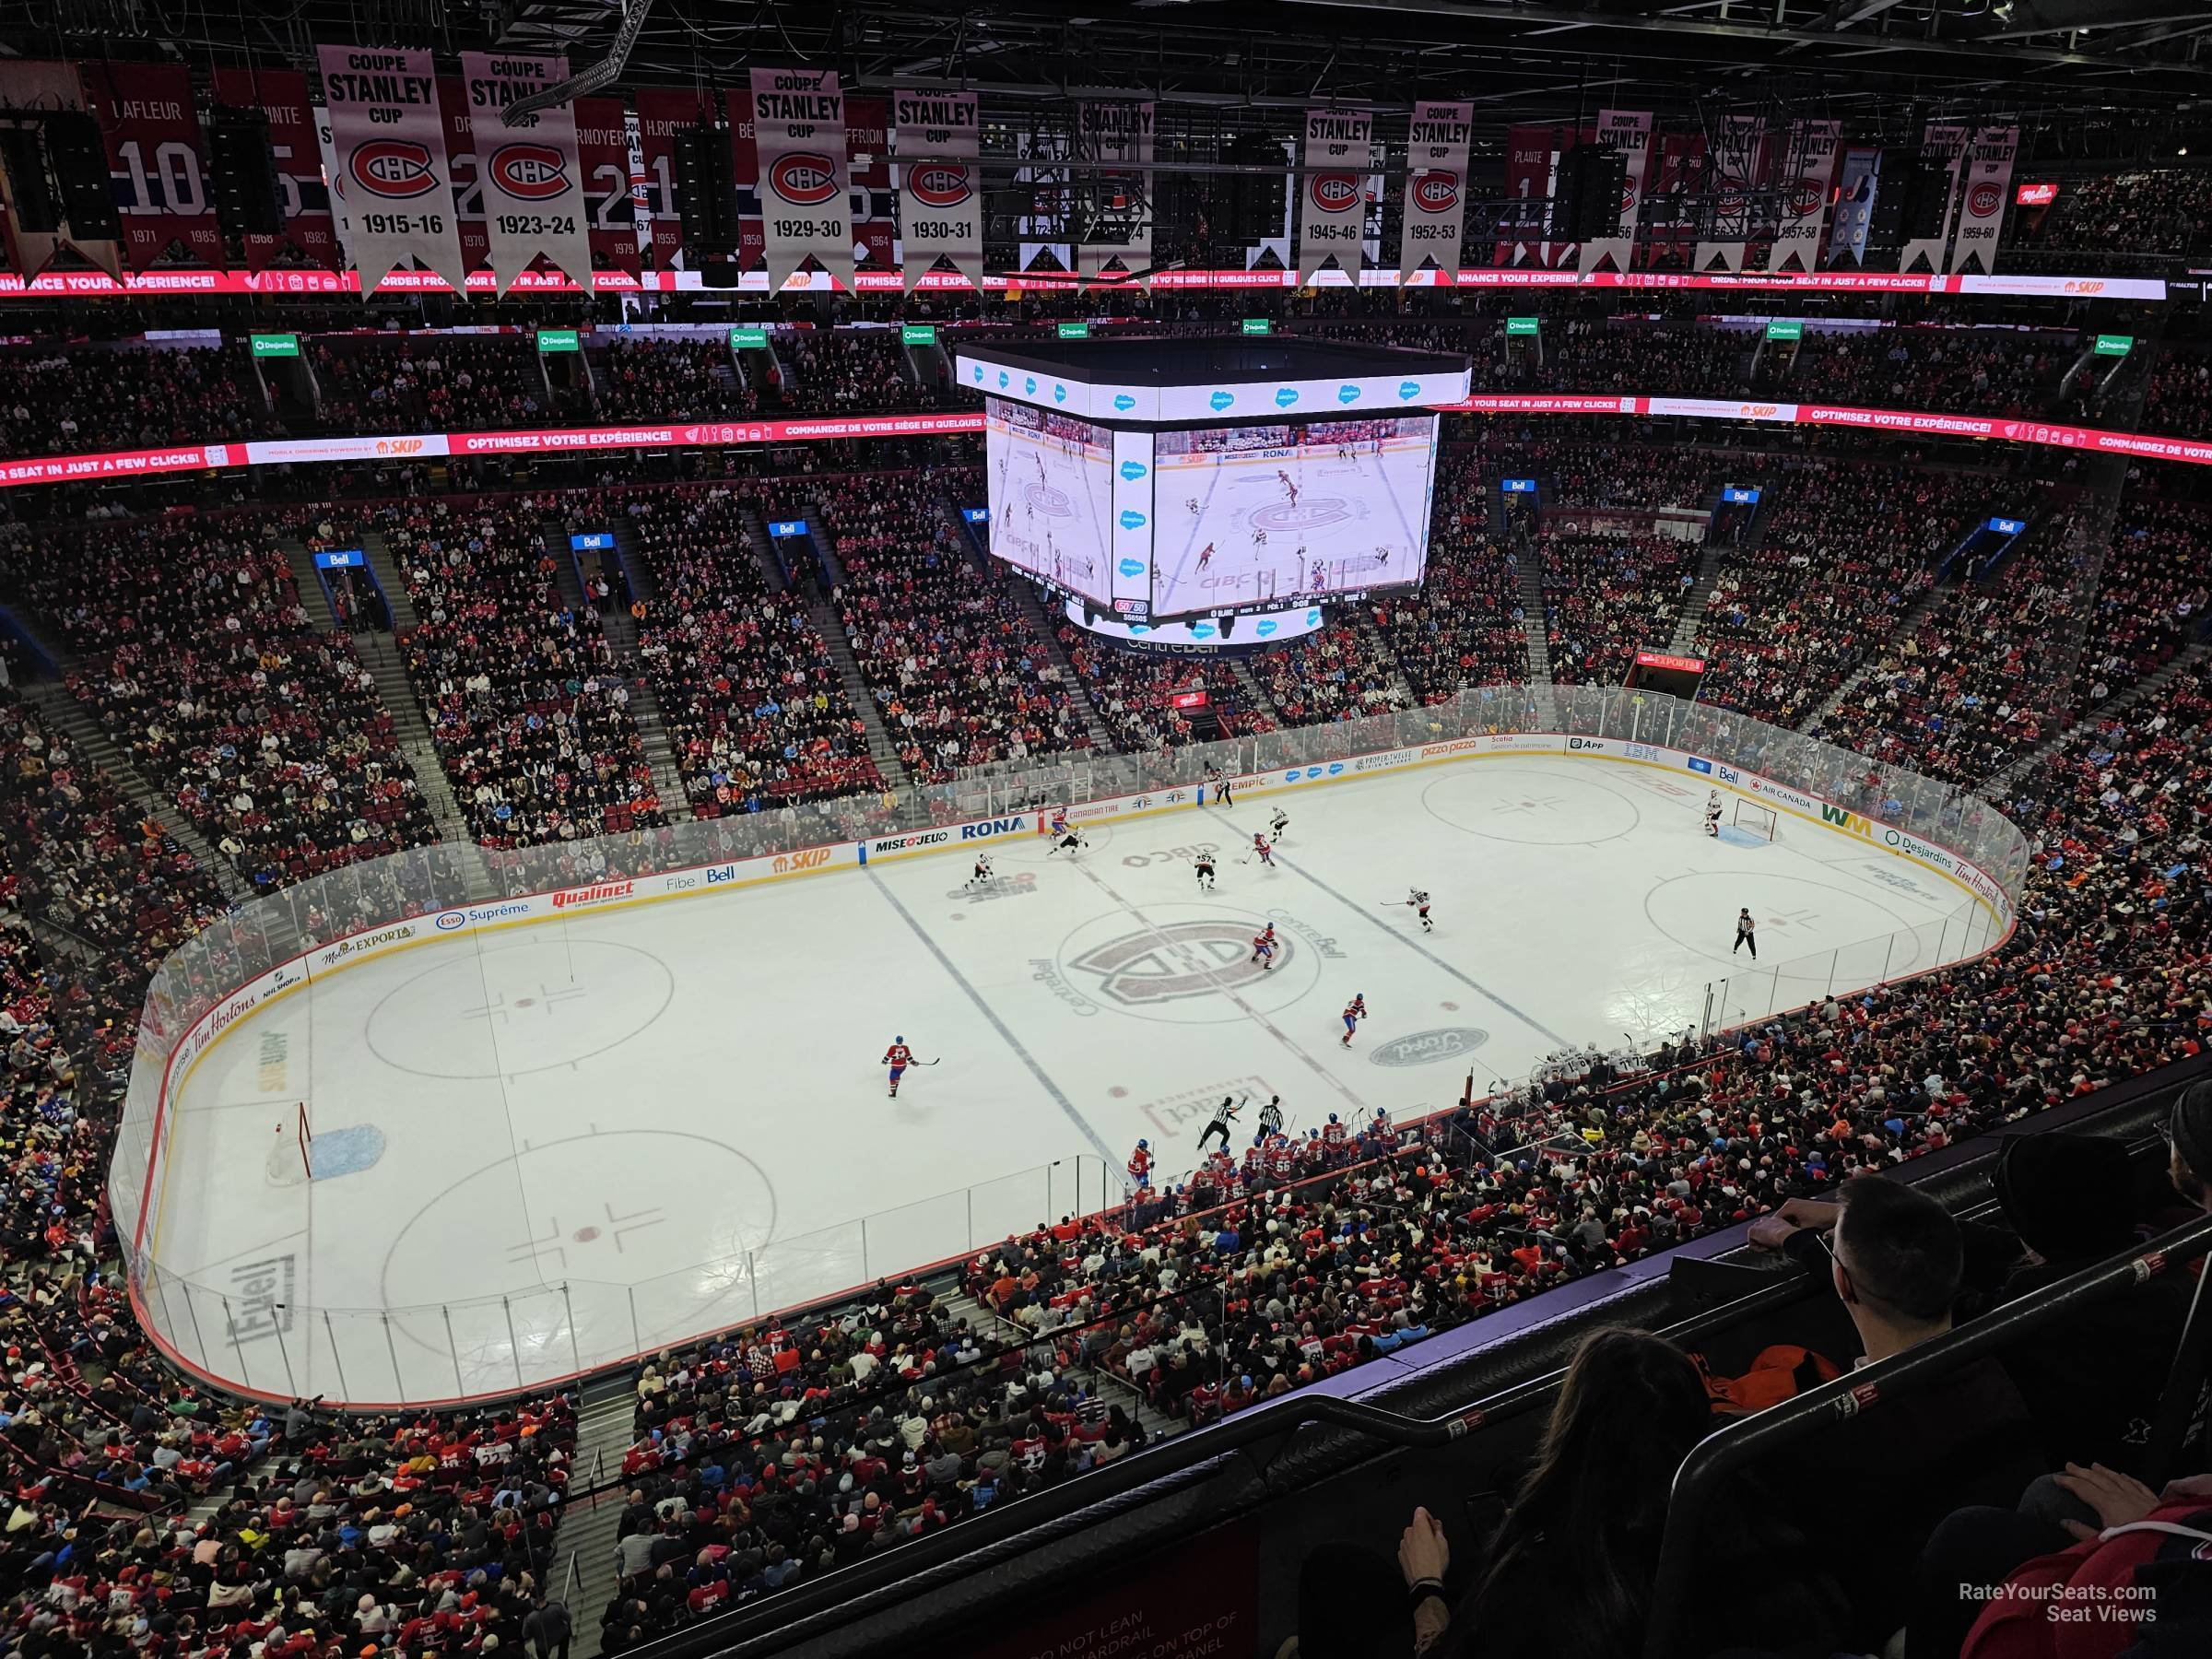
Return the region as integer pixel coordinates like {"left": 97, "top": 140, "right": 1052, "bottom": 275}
{"left": 1519, "top": 561, "right": 1551, "bottom": 682}
{"left": 1668, "top": 538, "right": 1733, "bottom": 653}
{"left": 937, "top": 1286, "right": 1186, "bottom": 1453}
{"left": 992, "top": 558, "right": 1114, "bottom": 753}
{"left": 1799, "top": 579, "right": 1950, "bottom": 734}
{"left": 806, "top": 597, "right": 913, "bottom": 793}
{"left": 1985, "top": 640, "right": 2209, "bottom": 796}
{"left": 546, "top": 1374, "right": 642, "bottom": 1659}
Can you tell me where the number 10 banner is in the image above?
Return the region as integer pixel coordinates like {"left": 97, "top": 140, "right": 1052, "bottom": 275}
{"left": 457, "top": 53, "right": 594, "bottom": 295}
{"left": 317, "top": 44, "right": 471, "bottom": 295}
{"left": 749, "top": 65, "right": 855, "bottom": 292}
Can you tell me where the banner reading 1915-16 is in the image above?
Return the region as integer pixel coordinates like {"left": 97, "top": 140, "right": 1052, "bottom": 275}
{"left": 748, "top": 65, "right": 854, "bottom": 292}
{"left": 1300, "top": 107, "right": 1371, "bottom": 287}
{"left": 317, "top": 44, "right": 469, "bottom": 294}
{"left": 894, "top": 88, "right": 982, "bottom": 291}
{"left": 1398, "top": 100, "right": 1472, "bottom": 283}
{"left": 456, "top": 53, "right": 594, "bottom": 293}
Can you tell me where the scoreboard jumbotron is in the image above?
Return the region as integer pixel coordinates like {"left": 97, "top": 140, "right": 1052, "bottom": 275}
{"left": 955, "top": 336, "right": 1470, "bottom": 643}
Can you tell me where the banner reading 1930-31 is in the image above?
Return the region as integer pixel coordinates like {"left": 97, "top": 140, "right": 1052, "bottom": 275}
{"left": 894, "top": 88, "right": 982, "bottom": 292}
{"left": 748, "top": 65, "right": 854, "bottom": 292}
{"left": 317, "top": 44, "right": 470, "bottom": 295}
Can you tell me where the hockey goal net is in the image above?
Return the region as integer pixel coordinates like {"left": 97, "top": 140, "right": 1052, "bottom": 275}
{"left": 1733, "top": 799, "right": 1779, "bottom": 842}
{"left": 266, "top": 1101, "right": 312, "bottom": 1185}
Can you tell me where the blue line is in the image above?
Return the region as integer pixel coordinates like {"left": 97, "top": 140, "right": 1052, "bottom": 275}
{"left": 1220, "top": 806, "right": 1577, "bottom": 1049}
{"left": 865, "top": 868, "right": 1119, "bottom": 1166}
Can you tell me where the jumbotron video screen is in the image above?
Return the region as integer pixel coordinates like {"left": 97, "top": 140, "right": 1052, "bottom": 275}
{"left": 1151, "top": 415, "right": 1439, "bottom": 618}
{"left": 983, "top": 397, "right": 1117, "bottom": 609}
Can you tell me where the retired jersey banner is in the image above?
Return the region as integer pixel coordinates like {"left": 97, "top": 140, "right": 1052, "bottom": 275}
{"left": 1948, "top": 125, "right": 2018, "bottom": 275}
{"left": 436, "top": 77, "right": 492, "bottom": 279}
{"left": 1076, "top": 100, "right": 1154, "bottom": 281}
{"left": 83, "top": 62, "right": 223, "bottom": 270}
{"left": 845, "top": 95, "right": 896, "bottom": 274}
{"left": 457, "top": 53, "right": 594, "bottom": 293}
{"left": 318, "top": 45, "right": 470, "bottom": 294}
{"left": 572, "top": 95, "right": 640, "bottom": 275}
{"left": 1300, "top": 108, "right": 1371, "bottom": 286}
{"left": 209, "top": 68, "right": 336, "bottom": 270}
{"left": 1770, "top": 120, "right": 1841, "bottom": 273}
{"left": 1581, "top": 109, "right": 1652, "bottom": 274}
{"left": 1500, "top": 124, "right": 1555, "bottom": 267}
{"left": 0, "top": 62, "right": 121, "bottom": 280}
{"left": 749, "top": 66, "right": 854, "bottom": 291}
{"left": 894, "top": 88, "right": 982, "bottom": 291}
{"left": 1398, "top": 100, "right": 1472, "bottom": 282}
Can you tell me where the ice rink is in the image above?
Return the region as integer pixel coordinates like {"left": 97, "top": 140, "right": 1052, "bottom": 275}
{"left": 150, "top": 754, "right": 1991, "bottom": 1401}
{"left": 985, "top": 405, "right": 1114, "bottom": 606}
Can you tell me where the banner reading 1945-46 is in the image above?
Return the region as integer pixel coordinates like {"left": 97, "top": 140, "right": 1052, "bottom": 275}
{"left": 749, "top": 65, "right": 854, "bottom": 292}
{"left": 1300, "top": 107, "right": 1371, "bottom": 287}
{"left": 894, "top": 88, "right": 982, "bottom": 291}
{"left": 317, "top": 44, "right": 470, "bottom": 295}
{"left": 457, "top": 53, "right": 594, "bottom": 294}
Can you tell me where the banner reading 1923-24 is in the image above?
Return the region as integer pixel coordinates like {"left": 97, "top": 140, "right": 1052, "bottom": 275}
{"left": 317, "top": 44, "right": 470, "bottom": 295}
{"left": 456, "top": 53, "right": 594, "bottom": 293}
{"left": 748, "top": 66, "right": 854, "bottom": 292}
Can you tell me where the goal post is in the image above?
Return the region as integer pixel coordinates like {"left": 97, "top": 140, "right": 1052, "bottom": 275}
{"left": 1732, "top": 799, "right": 1779, "bottom": 842}
{"left": 295, "top": 1100, "right": 312, "bottom": 1181}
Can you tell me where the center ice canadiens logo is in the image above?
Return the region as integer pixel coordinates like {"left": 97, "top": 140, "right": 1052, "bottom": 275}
{"left": 1068, "top": 921, "right": 1291, "bottom": 1006}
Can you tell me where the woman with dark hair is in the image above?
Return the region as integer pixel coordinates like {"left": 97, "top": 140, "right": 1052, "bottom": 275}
{"left": 1397, "top": 1335, "right": 1831, "bottom": 1659}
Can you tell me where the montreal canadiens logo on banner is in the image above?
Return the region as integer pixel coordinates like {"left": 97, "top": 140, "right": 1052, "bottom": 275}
{"left": 1967, "top": 182, "right": 2003, "bottom": 218}
{"left": 908, "top": 164, "right": 972, "bottom": 207}
{"left": 352, "top": 140, "right": 439, "bottom": 198}
{"left": 488, "top": 144, "right": 571, "bottom": 201}
{"left": 770, "top": 153, "right": 841, "bottom": 206}
{"left": 1311, "top": 173, "right": 1359, "bottom": 213}
{"left": 1410, "top": 172, "right": 1460, "bottom": 214}
{"left": 1788, "top": 179, "right": 1826, "bottom": 218}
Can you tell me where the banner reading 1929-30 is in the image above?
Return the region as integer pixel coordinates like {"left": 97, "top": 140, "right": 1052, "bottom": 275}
{"left": 748, "top": 65, "right": 854, "bottom": 292}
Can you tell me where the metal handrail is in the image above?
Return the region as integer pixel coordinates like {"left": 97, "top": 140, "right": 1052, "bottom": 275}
{"left": 1641, "top": 1207, "right": 2212, "bottom": 1659}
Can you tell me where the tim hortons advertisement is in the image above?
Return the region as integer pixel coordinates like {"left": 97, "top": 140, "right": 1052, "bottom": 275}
{"left": 317, "top": 44, "right": 472, "bottom": 294}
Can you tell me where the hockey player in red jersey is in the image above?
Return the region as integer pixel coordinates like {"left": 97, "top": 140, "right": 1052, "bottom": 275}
{"left": 1321, "top": 1112, "right": 1349, "bottom": 1156}
{"left": 1126, "top": 1138, "right": 1154, "bottom": 1192}
{"left": 1249, "top": 923, "right": 1278, "bottom": 971}
{"left": 1339, "top": 994, "right": 1367, "bottom": 1047}
{"left": 882, "top": 1036, "right": 915, "bottom": 1098}
{"left": 1249, "top": 833, "right": 1275, "bottom": 868}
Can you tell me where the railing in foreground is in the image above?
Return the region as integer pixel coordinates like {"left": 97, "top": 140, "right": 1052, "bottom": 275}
{"left": 109, "top": 682, "right": 2029, "bottom": 1405}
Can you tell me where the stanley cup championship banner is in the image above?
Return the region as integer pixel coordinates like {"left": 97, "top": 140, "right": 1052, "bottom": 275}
{"left": 1398, "top": 100, "right": 1472, "bottom": 282}
{"left": 894, "top": 88, "right": 982, "bottom": 291}
{"left": 317, "top": 45, "right": 470, "bottom": 294}
{"left": 208, "top": 67, "right": 337, "bottom": 270}
{"left": 456, "top": 53, "right": 594, "bottom": 292}
{"left": 1903, "top": 121, "right": 1971, "bottom": 273}
{"left": 0, "top": 62, "right": 121, "bottom": 279}
{"left": 1949, "top": 125, "right": 2018, "bottom": 275}
{"left": 1770, "top": 119, "right": 1841, "bottom": 273}
{"left": 1300, "top": 107, "right": 1371, "bottom": 286}
{"left": 82, "top": 62, "right": 223, "bottom": 270}
{"left": 1076, "top": 100, "right": 1154, "bottom": 280}
{"left": 1580, "top": 109, "right": 1652, "bottom": 274}
{"left": 748, "top": 66, "right": 854, "bottom": 291}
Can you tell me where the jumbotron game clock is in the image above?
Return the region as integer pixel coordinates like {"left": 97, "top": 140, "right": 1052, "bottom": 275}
{"left": 955, "top": 336, "right": 1471, "bottom": 641}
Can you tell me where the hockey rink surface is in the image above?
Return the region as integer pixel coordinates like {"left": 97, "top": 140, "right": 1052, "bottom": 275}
{"left": 152, "top": 755, "right": 1989, "bottom": 1401}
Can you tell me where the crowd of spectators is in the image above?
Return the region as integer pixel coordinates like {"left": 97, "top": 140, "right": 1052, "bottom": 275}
{"left": 0, "top": 512, "right": 439, "bottom": 890}
{"left": 824, "top": 468, "right": 1087, "bottom": 781}
{"left": 2012, "top": 168, "right": 2212, "bottom": 262}
{"left": 2137, "top": 346, "right": 2212, "bottom": 438}
{"left": 382, "top": 499, "right": 668, "bottom": 844}
{"left": 1371, "top": 451, "right": 1528, "bottom": 702}
{"left": 2071, "top": 496, "right": 2212, "bottom": 707}
{"left": 1779, "top": 328, "right": 2079, "bottom": 418}
{"left": 769, "top": 331, "right": 940, "bottom": 416}
{"left": 1250, "top": 623, "right": 1410, "bottom": 725}
{"left": 1053, "top": 638, "right": 1271, "bottom": 750}
{"left": 592, "top": 338, "right": 759, "bottom": 424}
{"left": 1505, "top": 321, "right": 1749, "bottom": 398}
{"left": 1690, "top": 462, "right": 1978, "bottom": 725}
{"left": 312, "top": 338, "right": 587, "bottom": 435}
{"left": 615, "top": 484, "right": 883, "bottom": 811}
{"left": 0, "top": 343, "right": 276, "bottom": 459}
{"left": 1541, "top": 531, "right": 1699, "bottom": 684}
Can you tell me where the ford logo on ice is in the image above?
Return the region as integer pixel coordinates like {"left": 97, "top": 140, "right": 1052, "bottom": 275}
{"left": 1119, "top": 460, "right": 1147, "bottom": 481}
{"left": 1209, "top": 391, "right": 1234, "bottom": 411}
{"left": 1118, "top": 558, "right": 1145, "bottom": 577}
{"left": 1275, "top": 387, "right": 1300, "bottom": 407}
{"left": 1114, "top": 394, "right": 1137, "bottom": 412}
{"left": 1118, "top": 510, "right": 1147, "bottom": 529}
